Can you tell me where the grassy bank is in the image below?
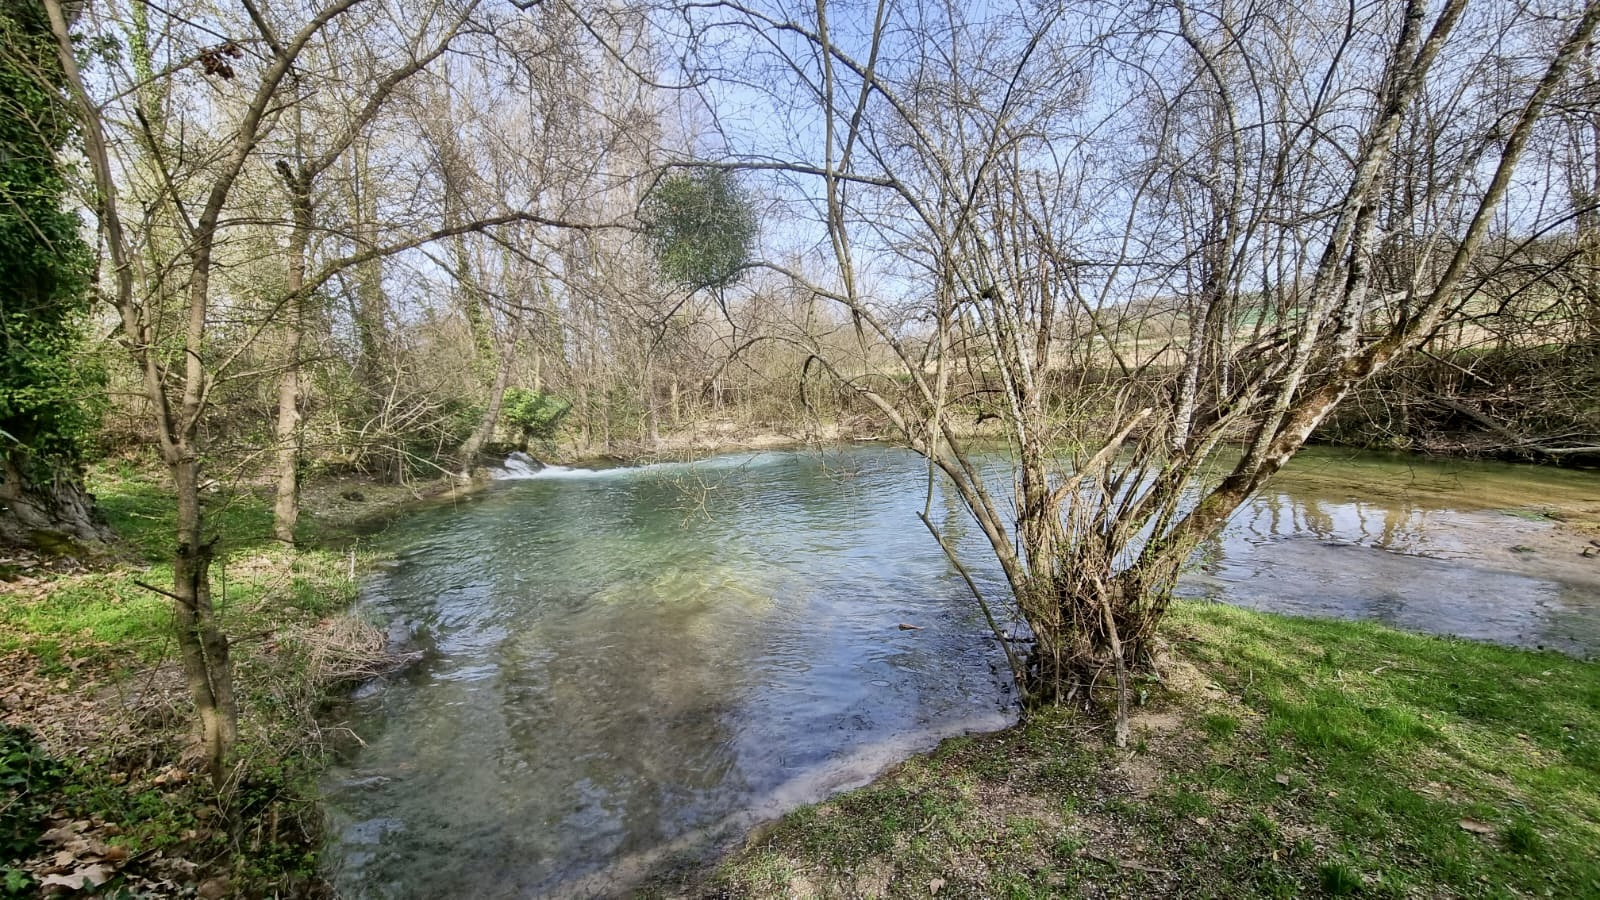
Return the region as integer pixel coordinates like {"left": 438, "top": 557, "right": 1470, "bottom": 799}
{"left": 692, "top": 602, "right": 1600, "bottom": 899}
{"left": 0, "top": 464, "right": 445, "bottom": 896}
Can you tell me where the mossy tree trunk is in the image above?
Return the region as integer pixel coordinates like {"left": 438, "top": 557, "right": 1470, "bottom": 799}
{"left": 0, "top": 454, "right": 112, "bottom": 550}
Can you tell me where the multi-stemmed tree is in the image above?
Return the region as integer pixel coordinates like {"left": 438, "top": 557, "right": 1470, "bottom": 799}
{"left": 685, "top": 0, "right": 1600, "bottom": 740}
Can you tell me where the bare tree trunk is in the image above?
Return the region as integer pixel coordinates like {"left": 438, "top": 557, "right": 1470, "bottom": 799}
{"left": 458, "top": 308, "right": 521, "bottom": 474}
{"left": 458, "top": 360, "right": 512, "bottom": 472}
{"left": 272, "top": 173, "right": 312, "bottom": 544}
{"left": 349, "top": 144, "right": 391, "bottom": 410}
{"left": 47, "top": 0, "right": 367, "bottom": 785}
{"left": 644, "top": 345, "right": 661, "bottom": 447}
{"left": 172, "top": 454, "right": 237, "bottom": 785}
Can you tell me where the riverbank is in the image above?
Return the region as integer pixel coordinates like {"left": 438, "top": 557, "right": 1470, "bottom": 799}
{"left": 8, "top": 445, "right": 1597, "bottom": 897}
{"left": 674, "top": 601, "right": 1600, "bottom": 899}
{"left": 0, "top": 464, "right": 457, "bottom": 896}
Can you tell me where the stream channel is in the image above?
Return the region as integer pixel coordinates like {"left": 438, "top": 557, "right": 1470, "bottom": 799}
{"left": 322, "top": 445, "right": 1600, "bottom": 897}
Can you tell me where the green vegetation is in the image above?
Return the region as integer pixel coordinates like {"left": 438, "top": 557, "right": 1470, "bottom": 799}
{"left": 1, "top": 726, "right": 62, "bottom": 863}
{"left": 8, "top": 0, "right": 1597, "bottom": 891}
{"left": 0, "top": 1, "right": 100, "bottom": 474}
{"left": 0, "top": 0, "right": 106, "bottom": 552}
{"left": 0, "top": 463, "right": 413, "bottom": 895}
{"left": 501, "top": 388, "right": 573, "bottom": 450}
{"left": 699, "top": 602, "right": 1600, "bottom": 898}
{"left": 642, "top": 167, "right": 758, "bottom": 293}
{"left": 2, "top": 467, "right": 355, "bottom": 662}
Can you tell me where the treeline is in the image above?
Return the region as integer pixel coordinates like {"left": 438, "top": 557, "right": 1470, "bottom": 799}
{"left": 1, "top": 0, "right": 891, "bottom": 782}
{"left": 1317, "top": 236, "right": 1600, "bottom": 464}
{"left": 3, "top": 0, "right": 862, "bottom": 551}
{"left": 0, "top": 0, "right": 729, "bottom": 782}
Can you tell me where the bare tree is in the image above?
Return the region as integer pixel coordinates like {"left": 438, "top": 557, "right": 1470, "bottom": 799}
{"left": 267, "top": 0, "right": 481, "bottom": 544}
{"left": 683, "top": 0, "right": 1600, "bottom": 742}
{"left": 45, "top": 0, "right": 371, "bottom": 784}
{"left": 46, "top": 0, "right": 604, "bottom": 782}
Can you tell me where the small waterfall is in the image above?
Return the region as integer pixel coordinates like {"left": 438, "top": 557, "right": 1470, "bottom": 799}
{"left": 490, "top": 449, "right": 788, "bottom": 481}
{"left": 489, "top": 452, "right": 601, "bottom": 480}
{"left": 489, "top": 451, "right": 547, "bottom": 479}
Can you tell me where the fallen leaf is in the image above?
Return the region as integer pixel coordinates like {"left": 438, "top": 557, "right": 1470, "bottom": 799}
{"left": 40, "top": 872, "right": 88, "bottom": 891}
{"left": 928, "top": 877, "right": 946, "bottom": 894}
{"left": 1458, "top": 819, "right": 1495, "bottom": 835}
{"left": 39, "top": 864, "right": 111, "bottom": 891}
{"left": 40, "top": 823, "right": 85, "bottom": 846}
{"left": 197, "top": 876, "right": 231, "bottom": 899}
{"left": 1273, "top": 773, "right": 1291, "bottom": 786}
{"left": 151, "top": 854, "right": 198, "bottom": 879}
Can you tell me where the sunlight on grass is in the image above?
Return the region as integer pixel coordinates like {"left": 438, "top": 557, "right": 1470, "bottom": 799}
{"left": 7, "top": 469, "right": 362, "bottom": 665}
{"left": 701, "top": 601, "right": 1600, "bottom": 898}
{"left": 1170, "top": 601, "right": 1600, "bottom": 896}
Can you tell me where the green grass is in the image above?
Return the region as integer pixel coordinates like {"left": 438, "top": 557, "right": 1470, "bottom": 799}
{"left": 2, "top": 467, "right": 362, "bottom": 665}
{"left": 88, "top": 464, "right": 335, "bottom": 563}
{"left": 699, "top": 601, "right": 1600, "bottom": 898}
{"left": 1, "top": 464, "right": 385, "bottom": 895}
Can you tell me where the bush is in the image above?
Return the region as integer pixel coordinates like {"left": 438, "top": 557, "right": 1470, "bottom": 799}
{"left": 501, "top": 388, "right": 571, "bottom": 448}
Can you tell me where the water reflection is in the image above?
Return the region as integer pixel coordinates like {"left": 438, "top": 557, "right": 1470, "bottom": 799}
{"left": 325, "top": 449, "right": 1016, "bottom": 898}
{"left": 325, "top": 446, "right": 1600, "bottom": 897}
{"left": 1180, "top": 449, "right": 1600, "bottom": 655}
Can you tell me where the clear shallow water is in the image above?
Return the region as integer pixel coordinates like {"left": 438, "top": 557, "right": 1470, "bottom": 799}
{"left": 1184, "top": 449, "right": 1600, "bottom": 656}
{"left": 324, "top": 446, "right": 1600, "bottom": 898}
{"left": 324, "top": 448, "right": 1018, "bottom": 898}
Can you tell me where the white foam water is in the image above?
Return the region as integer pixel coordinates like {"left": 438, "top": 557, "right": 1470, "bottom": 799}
{"left": 489, "top": 449, "right": 792, "bottom": 481}
{"left": 488, "top": 452, "right": 596, "bottom": 480}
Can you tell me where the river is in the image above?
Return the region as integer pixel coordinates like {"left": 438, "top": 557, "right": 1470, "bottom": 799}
{"left": 322, "top": 445, "right": 1600, "bottom": 897}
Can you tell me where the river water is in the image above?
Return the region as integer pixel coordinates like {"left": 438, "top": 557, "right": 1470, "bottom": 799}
{"left": 322, "top": 446, "right": 1600, "bottom": 897}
